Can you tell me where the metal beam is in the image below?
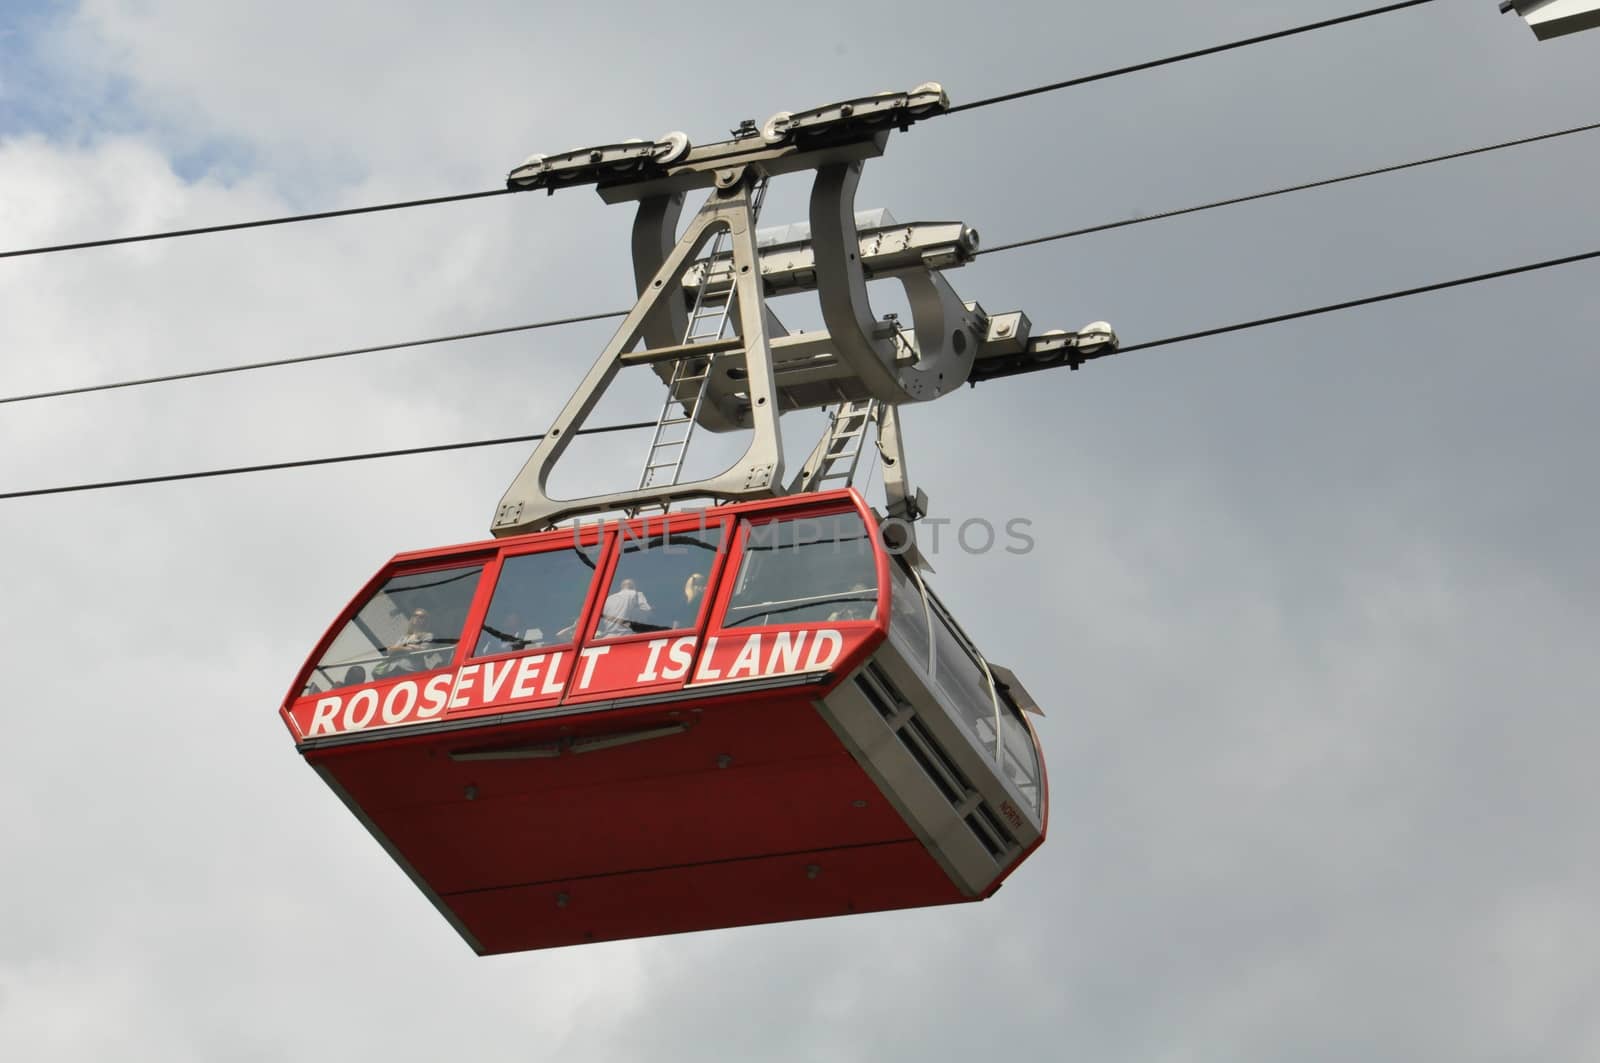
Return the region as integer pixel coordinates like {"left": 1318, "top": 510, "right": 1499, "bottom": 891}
{"left": 506, "top": 84, "right": 950, "bottom": 200}
{"left": 1500, "top": 0, "right": 1600, "bottom": 39}
{"left": 491, "top": 81, "right": 1123, "bottom": 537}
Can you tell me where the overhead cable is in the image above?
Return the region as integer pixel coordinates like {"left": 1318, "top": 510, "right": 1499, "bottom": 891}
{"left": 0, "top": 421, "right": 654, "bottom": 501}
{"left": 4, "top": 244, "right": 1595, "bottom": 502}
{"left": 0, "top": 311, "right": 624, "bottom": 406}
{"left": 943, "top": 0, "right": 1443, "bottom": 115}
{"left": 977, "top": 118, "right": 1600, "bottom": 256}
{"left": 1115, "top": 246, "right": 1600, "bottom": 355}
{"left": 7, "top": 117, "right": 1591, "bottom": 409}
{"left": 2, "top": 2, "right": 1444, "bottom": 262}
{"left": 0, "top": 188, "right": 512, "bottom": 261}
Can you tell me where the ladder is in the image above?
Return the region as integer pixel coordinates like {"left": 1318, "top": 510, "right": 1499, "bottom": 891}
{"left": 796, "top": 398, "right": 880, "bottom": 492}
{"left": 636, "top": 178, "right": 769, "bottom": 495}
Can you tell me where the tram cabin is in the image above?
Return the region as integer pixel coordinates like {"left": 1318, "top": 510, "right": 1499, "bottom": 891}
{"left": 282, "top": 489, "right": 1047, "bottom": 954}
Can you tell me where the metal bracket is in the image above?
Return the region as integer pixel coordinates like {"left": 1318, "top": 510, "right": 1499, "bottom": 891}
{"left": 1499, "top": 0, "right": 1600, "bottom": 40}
{"left": 491, "top": 174, "right": 784, "bottom": 535}
{"left": 506, "top": 84, "right": 950, "bottom": 199}
{"left": 490, "top": 82, "right": 1122, "bottom": 536}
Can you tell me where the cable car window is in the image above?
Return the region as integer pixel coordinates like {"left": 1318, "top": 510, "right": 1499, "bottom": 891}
{"left": 886, "top": 556, "right": 932, "bottom": 670}
{"left": 593, "top": 525, "right": 724, "bottom": 639}
{"left": 724, "top": 511, "right": 878, "bottom": 629}
{"left": 997, "top": 701, "right": 1042, "bottom": 813}
{"left": 473, "top": 543, "right": 602, "bottom": 657}
{"left": 927, "top": 595, "right": 1000, "bottom": 761}
{"left": 306, "top": 563, "right": 483, "bottom": 693}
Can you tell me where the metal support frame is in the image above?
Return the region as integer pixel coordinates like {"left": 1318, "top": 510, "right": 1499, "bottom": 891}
{"left": 491, "top": 83, "right": 1122, "bottom": 537}
{"left": 493, "top": 171, "right": 784, "bottom": 535}
{"left": 1499, "top": 0, "right": 1600, "bottom": 39}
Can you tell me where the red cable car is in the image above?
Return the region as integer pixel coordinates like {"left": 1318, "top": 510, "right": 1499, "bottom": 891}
{"left": 281, "top": 490, "right": 1046, "bottom": 954}
{"left": 282, "top": 85, "right": 1120, "bottom": 954}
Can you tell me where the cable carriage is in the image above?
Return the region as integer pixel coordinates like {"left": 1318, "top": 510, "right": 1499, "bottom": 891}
{"left": 282, "top": 85, "right": 1119, "bottom": 953}
{"left": 284, "top": 491, "right": 1047, "bottom": 953}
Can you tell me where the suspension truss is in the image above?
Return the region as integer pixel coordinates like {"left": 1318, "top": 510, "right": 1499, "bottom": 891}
{"left": 491, "top": 83, "right": 1120, "bottom": 537}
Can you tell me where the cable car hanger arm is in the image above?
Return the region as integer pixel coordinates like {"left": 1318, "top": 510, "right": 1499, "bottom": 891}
{"left": 491, "top": 82, "right": 1119, "bottom": 537}
{"left": 504, "top": 84, "right": 952, "bottom": 199}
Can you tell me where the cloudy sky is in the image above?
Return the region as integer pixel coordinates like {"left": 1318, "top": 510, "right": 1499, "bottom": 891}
{"left": 3, "top": 1, "right": 1599, "bottom": 1059}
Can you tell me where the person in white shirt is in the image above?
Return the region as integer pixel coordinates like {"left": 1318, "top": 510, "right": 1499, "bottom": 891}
{"left": 598, "top": 578, "right": 654, "bottom": 636}
{"left": 376, "top": 608, "right": 438, "bottom": 675}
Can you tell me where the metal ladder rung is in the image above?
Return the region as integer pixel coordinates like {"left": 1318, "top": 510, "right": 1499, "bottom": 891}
{"left": 633, "top": 176, "right": 769, "bottom": 501}
{"left": 793, "top": 397, "right": 880, "bottom": 493}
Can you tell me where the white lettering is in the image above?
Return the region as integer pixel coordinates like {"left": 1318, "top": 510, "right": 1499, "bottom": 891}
{"left": 576, "top": 646, "right": 610, "bottom": 689}
{"left": 381, "top": 681, "right": 419, "bottom": 724}
{"left": 343, "top": 688, "right": 380, "bottom": 730}
{"left": 637, "top": 639, "right": 669, "bottom": 683}
{"left": 661, "top": 637, "right": 696, "bottom": 680}
{"left": 418, "top": 673, "right": 452, "bottom": 718}
{"left": 693, "top": 637, "right": 722, "bottom": 681}
{"left": 542, "top": 652, "right": 565, "bottom": 695}
{"left": 309, "top": 695, "right": 342, "bottom": 736}
{"left": 804, "top": 629, "right": 844, "bottom": 671}
{"left": 481, "top": 659, "right": 516, "bottom": 702}
{"left": 449, "top": 664, "right": 482, "bottom": 709}
{"left": 767, "top": 630, "right": 805, "bottom": 674}
{"left": 510, "top": 654, "right": 544, "bottom": 699}
{"left": 727, "top": 634, "right": 763, "bottom": 678}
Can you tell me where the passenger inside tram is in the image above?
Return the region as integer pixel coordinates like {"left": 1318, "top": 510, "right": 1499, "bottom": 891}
{"left": 475, "top": 610, "right": 544, "bottom": 656}
{"left": 684, "top": 572, "right": 706, "bottom": 610}
{"left": 826, "top": 583, "right": 875, "bottom": 622}
{"left": 597, "top": 578, "right": 654, "bottom": 636}
{"left": 305, "top": 562, "right": 484, "bottom": 692}
{"left": 374, "top": 606, "right": 453, "bottom": 677}
{"left": 592, "top": 529, "right": 723, "bottom": 639}
{"left": 471, "top": 545, "right": 602, "bottom": 657}
{"left": 724, "top": 512, "right": 879, "bottom": 627}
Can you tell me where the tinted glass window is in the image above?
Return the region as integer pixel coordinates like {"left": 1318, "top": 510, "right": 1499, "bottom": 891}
{"left": 886, "top": 556, "right": 931, "bottom": 670}
{"left": 998, "top": 705, "right": 1042, "bottom": 813}
{"left": 724, "top": 511, "right": 878, "bottom": 629}
{"left": 593, "top": 525, "right": 724, "bottom": 639}
{"left": 305, "top": 563, "right": 483, "bottom": 693}
{"left": 930, "top": 600, "right": 999, "bottom": 760}
{"left": 473, "top": 543, "right": 602, "bottom": 657}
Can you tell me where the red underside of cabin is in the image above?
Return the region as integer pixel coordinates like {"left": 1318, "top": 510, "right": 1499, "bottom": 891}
{"left": 309, "top": 685, "right": 972, "bottom": 954}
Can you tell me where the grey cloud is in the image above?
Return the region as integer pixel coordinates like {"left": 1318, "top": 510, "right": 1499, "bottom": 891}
{"left": 3, "top": 1, "right": 1599, "bottom": 1060}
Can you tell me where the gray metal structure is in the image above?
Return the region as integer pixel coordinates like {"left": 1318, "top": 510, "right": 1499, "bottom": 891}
{"left": 492, "top": 84, "right": 1119, "bottom": 537}
{"left": 1500, "top": 0, "right": 1600, "bottom": 39}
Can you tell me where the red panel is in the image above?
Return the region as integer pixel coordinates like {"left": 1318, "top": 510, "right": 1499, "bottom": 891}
{"left": 316, "top": 691, "right": 852, "bottom": 814}
{"left": 388, "top": 744, "right": 909, "bottom": 895}
{"left": 449, "top": 839, "right": 969, "bottom": 955}
{"left": 323, "top": 697, "right": 911, "bottom": 890}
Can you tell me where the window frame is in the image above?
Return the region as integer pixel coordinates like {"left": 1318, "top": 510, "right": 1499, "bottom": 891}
{"left": 465, "top": 522, "right": 609, "bottom": 663}
{"left": 296, "top": 552, "right": 496, "bottom": 699}
{"left": 711, "top": 500, "right": 887, "bottom": 635}
{"left": 582, "top": 510, "right": 732, "bottom": 648}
